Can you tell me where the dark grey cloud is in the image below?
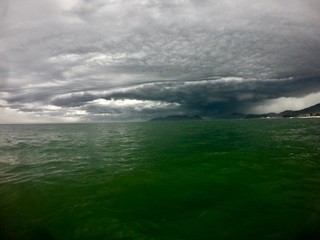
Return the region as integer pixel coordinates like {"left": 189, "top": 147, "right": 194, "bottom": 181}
{"left": 0, "top": 0, "right": 320, "bottom": 122}
{"left": 40, "top": 76, "right": 319, "bottom": 118}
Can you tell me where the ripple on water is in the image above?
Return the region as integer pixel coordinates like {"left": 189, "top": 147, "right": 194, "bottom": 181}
{"left": 0, "top": 120, "right": 319, "bottom": 239}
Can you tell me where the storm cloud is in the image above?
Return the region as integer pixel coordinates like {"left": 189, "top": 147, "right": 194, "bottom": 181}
{"left": 1, "top": 0, "right": 320, "bottom": 123}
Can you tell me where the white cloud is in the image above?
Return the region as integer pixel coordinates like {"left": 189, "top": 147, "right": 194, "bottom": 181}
{"left": 90, "top": 98, "right": 179, "bottom": 110}
{"left": 56, "top": 0, "right": 80, "bottom": 11}
{"left": 247, "top": 92, "right": 320, "bottom": 114}
{"left": 0, "top": 107, "right": 79, "bottom": 124}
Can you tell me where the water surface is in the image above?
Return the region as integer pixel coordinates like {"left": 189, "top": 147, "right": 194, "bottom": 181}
{"left": 0, "top": 119, "right": 320, "bottom": 239}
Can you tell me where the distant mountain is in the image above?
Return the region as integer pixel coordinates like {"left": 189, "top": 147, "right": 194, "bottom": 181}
{"left": 279, "top": 103, "right": 320, "bottom": 117}
{"left": 227, "top": 112, "right": 248, "bottom": 119}
{"left": 226, "top": 112, "right": 279, "bottom": 119}
{"left": 227, "top": 103, "right": 320, "bottom": 119}
{"left": 149, "top": 115, "right": 203, "bottom": 121}
{"left": 150, "top": 104, "right": 320, "bottom": 121}
{"left": 245, "top": 112, "right": 280, "bottom": 119}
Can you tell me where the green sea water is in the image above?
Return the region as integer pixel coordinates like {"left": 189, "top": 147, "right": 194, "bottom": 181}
{"left": 0, "top": 119, "right": 320, "bottom": 240}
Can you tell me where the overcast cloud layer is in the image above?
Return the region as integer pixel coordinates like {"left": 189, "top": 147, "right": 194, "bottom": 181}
{"left": 0, "top": 0, "right": 320, "bottom": 123}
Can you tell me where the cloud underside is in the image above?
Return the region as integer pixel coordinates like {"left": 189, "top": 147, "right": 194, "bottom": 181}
{"left": 2, "top": 76, "right": 320, "bottom": 123}
{"left": 1, "top": 0, "right": 320, "bottom": 122}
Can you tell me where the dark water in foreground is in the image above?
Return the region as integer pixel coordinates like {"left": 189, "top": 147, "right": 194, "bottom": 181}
{"left": 0, "top": 119, "right": 320, "bottom": 240}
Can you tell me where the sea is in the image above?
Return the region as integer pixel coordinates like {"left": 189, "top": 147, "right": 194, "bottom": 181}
{"left": 0, "top": 119, "right": 319, "bottom": 240}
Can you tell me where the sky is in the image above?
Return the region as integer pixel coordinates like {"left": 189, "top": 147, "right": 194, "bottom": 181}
{"left": 0, "top": 0, "right": 320, "bottom": 123}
